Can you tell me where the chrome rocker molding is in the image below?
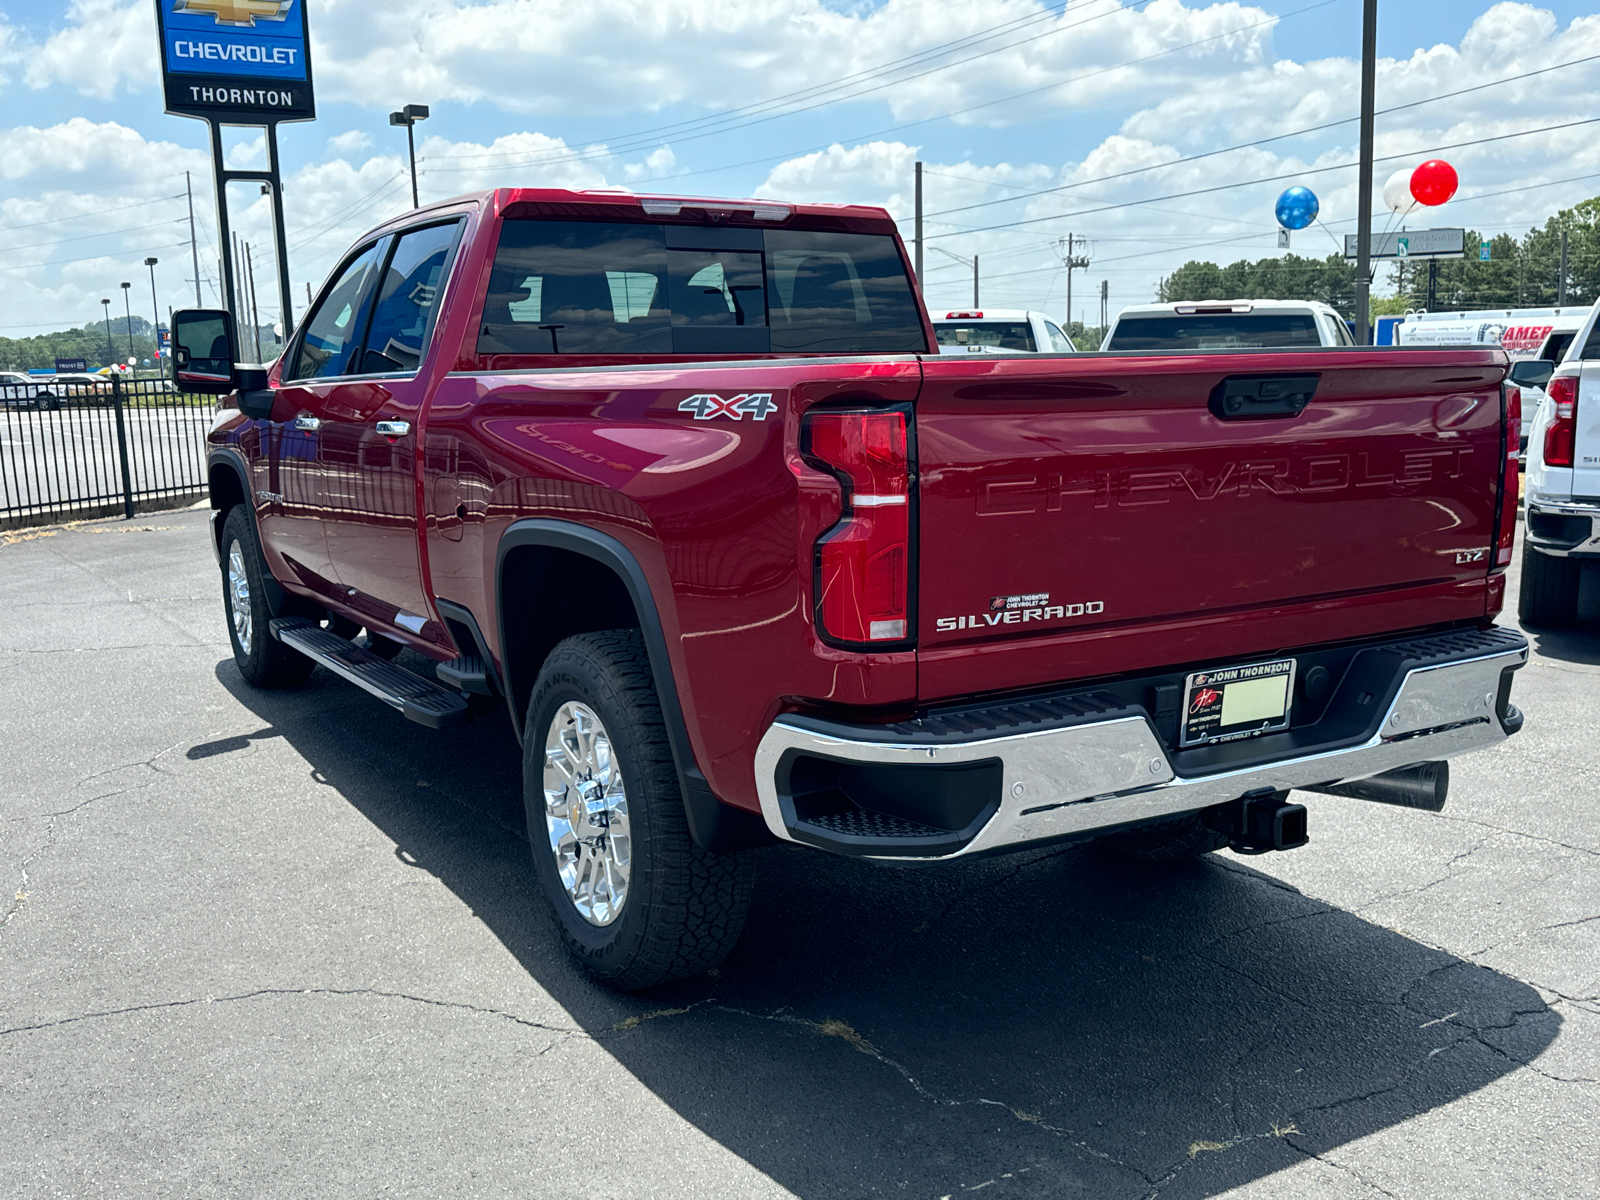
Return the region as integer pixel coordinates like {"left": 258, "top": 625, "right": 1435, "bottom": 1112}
{"left": 754, "top": 637, "right": 1528, "bottom": 861}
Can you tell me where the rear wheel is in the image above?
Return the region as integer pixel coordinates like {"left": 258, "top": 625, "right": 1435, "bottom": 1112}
{"left": 1103, "top": 812, "right": 1230, "bottom": 862}
{"left": 221, "top": 507, "right": 315, "bottom": 688}
{"left": 1518, "top": 542, "right": 1582, "bottom": 627}
{"left": 523, "top": 630, "right": 753, "bottom": 990}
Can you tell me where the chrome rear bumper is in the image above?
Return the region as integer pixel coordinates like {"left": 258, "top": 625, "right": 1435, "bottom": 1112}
{"left": 754, "top": 629, "right": 1528, "bottom": 861}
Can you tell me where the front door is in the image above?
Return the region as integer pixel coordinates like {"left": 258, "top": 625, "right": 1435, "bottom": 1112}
{"left": 261, "top": 239, "right": 387, "bottom": 601}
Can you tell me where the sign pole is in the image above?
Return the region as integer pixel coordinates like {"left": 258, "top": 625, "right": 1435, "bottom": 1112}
{"left": 267, "top": 123, "right": 294, "bottom": 328}
{"left": 210, "top": 120, "right": 237, "bottom": 317}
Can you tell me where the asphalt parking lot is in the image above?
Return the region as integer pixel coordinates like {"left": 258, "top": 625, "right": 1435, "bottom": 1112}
{"left": 1, "top": 510, "right": 1595, "bottom": 1200}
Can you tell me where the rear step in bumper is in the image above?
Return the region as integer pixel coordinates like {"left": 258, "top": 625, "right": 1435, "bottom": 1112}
{"left": 754, "top": 629, "right": 1527, "bottom": 861}
{"left": 270, "top": 618, "right": 473, "bottom": 729}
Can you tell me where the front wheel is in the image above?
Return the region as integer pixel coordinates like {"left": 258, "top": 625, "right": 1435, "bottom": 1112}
{"left": 523, "top": 630, "right": 753, "bottom": 990}
{"left": 220, "top": 507, "right": 314, "bottom": 688}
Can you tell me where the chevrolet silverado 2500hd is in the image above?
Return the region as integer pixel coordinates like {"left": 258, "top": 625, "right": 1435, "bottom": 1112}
{"left": 174, "top": 188, "right": 1529, "bottom": 989}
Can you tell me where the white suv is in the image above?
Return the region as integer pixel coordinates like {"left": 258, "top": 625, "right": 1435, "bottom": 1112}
{"left": 931, "top": 309, "right": 1077, "bottom": 354}
{"left": 1102, "top": 300, "right": 1357, "bottom": 350}
{"left": 1517, "top": 298, "right": 1600, "bottom": 625}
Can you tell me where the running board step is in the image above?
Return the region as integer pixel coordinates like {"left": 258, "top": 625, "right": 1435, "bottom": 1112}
{"left": 270, "top": 618, "right": 473, "bottom": 729}
{"left": 436, "top": 654, "right": 497, "bottom": 696}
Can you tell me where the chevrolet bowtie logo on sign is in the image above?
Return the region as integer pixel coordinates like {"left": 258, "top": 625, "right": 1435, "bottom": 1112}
{"left": 174, "top": 0, "right": 293, "bottom": 26}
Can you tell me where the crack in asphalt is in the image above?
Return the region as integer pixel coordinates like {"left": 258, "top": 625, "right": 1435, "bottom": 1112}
{"left": 1283, "top": 1142, "right": 1402, "bottom": 1199}
{"left": 0, "top": 987, "right": 589, "bottom": 1043}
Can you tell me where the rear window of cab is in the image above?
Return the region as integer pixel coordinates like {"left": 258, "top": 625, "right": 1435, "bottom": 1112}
{"left": 478, "top": 219, "right": 927, "bottom": 356}
{"left": 1107, "top": 314, "right": 1322, "bottom": 351}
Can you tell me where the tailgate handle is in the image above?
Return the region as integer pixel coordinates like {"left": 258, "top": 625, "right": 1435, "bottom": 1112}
{"left": 1209, "top": 373, "right": 1319, "bottom": 421}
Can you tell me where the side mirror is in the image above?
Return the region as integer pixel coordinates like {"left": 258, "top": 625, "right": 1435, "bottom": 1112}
{"left": 171, "top": 308, "right": 238, "bottom": 395}
{"left": 1508, "top": 359, "right": 1555, "bottom": 390}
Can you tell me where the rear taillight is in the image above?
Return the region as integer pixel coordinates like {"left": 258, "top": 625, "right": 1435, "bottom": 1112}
{"left": 1545, "top": 374, "right": 1578, "bottom": 467}
{"left": 804, "top": 409, "right": 913, "bottom": 646}
{"left": 1495, "top": 383, "right": 1521, "bottom": 570}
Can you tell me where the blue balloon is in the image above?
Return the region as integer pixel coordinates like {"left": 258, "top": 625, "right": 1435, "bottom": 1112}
{"left": 1275, "top": 186, "right": 1319, "bottom": 231}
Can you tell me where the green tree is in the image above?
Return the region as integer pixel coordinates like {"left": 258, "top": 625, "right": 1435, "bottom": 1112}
{"left": 1158, "top": 253, "right": 1357, "bottom": 317}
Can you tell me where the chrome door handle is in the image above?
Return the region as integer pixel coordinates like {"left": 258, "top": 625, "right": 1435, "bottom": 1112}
{"left": 375, "top": 420, "right": 411, "bottom": 437}
{"left": 293, "top": 415, "right": 321, "bottom": 431}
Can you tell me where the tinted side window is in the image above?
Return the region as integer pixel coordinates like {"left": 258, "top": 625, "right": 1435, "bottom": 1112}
{"left": 479, "top": 221, "right": 671, "bottom": 355}
{"left": 766, "top": 230, "right": 925, "bottom": 354}
{"left": 360, "top": 221, "right": 461, "bottom": 374}
{"left": 1107, "top": 315, "right": 1322, "bottom": 351}
{"left": 1544, "top": 331, "right": 1576, "bottom": 362}
{"left": 292, "top": 242, "right": 385, "bottom": 380}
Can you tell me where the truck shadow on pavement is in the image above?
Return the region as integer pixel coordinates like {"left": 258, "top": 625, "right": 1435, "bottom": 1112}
{"left": 216, "top": 659, "right": 1559, "bottom": 1200}
{"left": 1523, "top": 624, "right": 1600, "bottom": 666}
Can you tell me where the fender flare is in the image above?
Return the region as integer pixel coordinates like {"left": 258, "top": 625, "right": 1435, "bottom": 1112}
{"left": 495, "top": 518, "right": 771, "bottom": 852}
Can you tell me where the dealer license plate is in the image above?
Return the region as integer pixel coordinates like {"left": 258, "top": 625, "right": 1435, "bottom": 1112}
{"left": 1180, "top": 658, "right": 1297, "bottom": 748}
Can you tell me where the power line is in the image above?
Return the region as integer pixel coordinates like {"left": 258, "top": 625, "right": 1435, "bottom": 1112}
{"left": 0, "top": 193, "right": 187, "bottom": 236}
{"left": 427, "top": 0, "right": 1151, "bottom": 172}
{"left": 926, "top": 115, "right": 1600, "bottom": 241}
{"left": 927, "top": 49, "right": 1600, "bottom": 219}
{"left": 0, "top": 241, "right": 192, "bottom": 275}
{"left": 5, "top": 219, "right": 187, "bottom": 256}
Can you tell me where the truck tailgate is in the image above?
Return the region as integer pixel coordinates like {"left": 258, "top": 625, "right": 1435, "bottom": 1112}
{"left": 915, "top": 348, "right": 1508, "bottom": 702}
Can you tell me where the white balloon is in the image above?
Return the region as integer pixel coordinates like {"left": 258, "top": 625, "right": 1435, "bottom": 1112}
{"left": 1383, "top": 168, "right": 1420, "bottom": 215}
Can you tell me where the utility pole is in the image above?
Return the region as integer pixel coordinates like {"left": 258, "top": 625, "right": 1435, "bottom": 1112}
{"left": 245, "top": 243, "right": 264, "bottom": 361}
{"left": 1559, "top": 228, "right": 1570, "bottom": 305}
{"left": 973, "top": 254, "right": 979, "bottom": 307}
{"left": 1427, "top": 259, "right": 1438, "bottom": 312}
{"left": 120, "top": 282, "right": 135, "bottom": 364}
{"left": 389, "top": 104, "right": 430, "bottom": 208}
{"left": 186, "top": 171, "right": 202, "bottom": 307}
{"left": 1100, "top": 279, "right": 1109, "bottom": 331}
{"left": 914, "top": 161, "right": 924, "bottom": 296}
{"left": 1056, "top": 234, "right": 1091, "bottom": 332}
{"left": 101, "top": 299, "right": 113, "bottom": 367}
{"left": 1353, "top": 0, "right": 1378, "bottom": 344}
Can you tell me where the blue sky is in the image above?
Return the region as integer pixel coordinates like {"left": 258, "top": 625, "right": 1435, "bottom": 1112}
{"left": 3, "top": 0, "right": 1599, "bottom": 335}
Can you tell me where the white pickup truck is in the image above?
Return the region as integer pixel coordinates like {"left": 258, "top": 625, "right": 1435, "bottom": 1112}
{"left": 1515, "top": 299, "right": 1600, "bottom": 624}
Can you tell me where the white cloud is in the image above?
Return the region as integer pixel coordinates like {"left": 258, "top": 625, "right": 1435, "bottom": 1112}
{"left": 22, "top": 0, "right": 157, "bottom": 99}
{"left": 326, "top": 129, "right": 373, "bottom": 157}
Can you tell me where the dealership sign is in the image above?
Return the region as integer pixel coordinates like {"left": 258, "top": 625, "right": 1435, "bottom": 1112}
{"left": 155, "top": 0, "right": 315, "bottom": 123}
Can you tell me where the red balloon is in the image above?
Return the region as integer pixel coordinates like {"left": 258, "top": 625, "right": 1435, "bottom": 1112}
{"left": 1410, "top": 159, "right": 1458, "bottom": 206}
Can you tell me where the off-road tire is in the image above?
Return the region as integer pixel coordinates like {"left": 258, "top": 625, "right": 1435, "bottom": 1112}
{"left": 523, "top": 630, "right": 754, "bottom": 990}
{"left": 1518, "top": 542, "right": 1582, "bottom": 627}
{"left": 221, "top": 507, "right": 315, "bottom": 688}
{"left": 1103, "top": 812, "right": 1230, "bottom": 862}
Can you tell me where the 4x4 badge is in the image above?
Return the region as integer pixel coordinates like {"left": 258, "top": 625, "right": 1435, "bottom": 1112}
{"left": 678, "top": 393, "right": 777, "bottom": 421}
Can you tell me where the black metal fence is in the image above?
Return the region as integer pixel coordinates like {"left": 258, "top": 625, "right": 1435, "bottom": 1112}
{"left": 0, "top": 376, "right": 216, "bottom": 530}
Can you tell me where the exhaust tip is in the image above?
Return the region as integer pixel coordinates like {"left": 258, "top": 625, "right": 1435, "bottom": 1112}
{"left": 1308, "top": 761, "right": 1449, "bottom": 812}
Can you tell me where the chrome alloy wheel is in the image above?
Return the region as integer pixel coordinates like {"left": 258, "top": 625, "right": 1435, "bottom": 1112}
{"left": 226, "top": 540, "right": 253, "bottom": 654}
{"left": 543, "top": 701, "right": 632, "bottom": 926}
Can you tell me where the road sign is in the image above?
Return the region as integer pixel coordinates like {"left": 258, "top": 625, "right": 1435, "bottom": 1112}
{"left": 54, "top": 358, "right": 88, "bottom": 373}
{"left": 1480, "top": 241, "right": 1492, "bottom": 262}
{"left": 1343, "top": 228, "right": 1465, "bottom": 260}
{"left": 154, "top": 0, "right": 315, "bottom": 124}
{"left": 1277, "top": 228, "right": 1290, "bottom": 249}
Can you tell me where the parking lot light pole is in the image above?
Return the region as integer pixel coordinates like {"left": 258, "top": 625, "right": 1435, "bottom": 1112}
{"left": 389, "top": 104, "right": 430, "bottom": 208}
{"left": 145, "top": 258, "right": 161, "bottom": 368}
{"left": 120, "top": 282, "right": 135, "bottom": 364}
{"left": 101, "top": 299, "right": 113, "bottom": 366}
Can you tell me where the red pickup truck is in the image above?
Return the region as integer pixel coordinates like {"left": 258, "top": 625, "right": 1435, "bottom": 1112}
{"left": 175, "top": 188, "right": 1528, "bottom": 989}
